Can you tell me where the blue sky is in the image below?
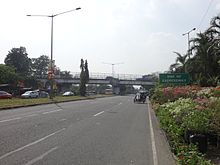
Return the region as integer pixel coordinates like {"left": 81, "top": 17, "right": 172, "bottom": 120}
{"left": 0, "top": 0, "right": 219, "bottom": 75}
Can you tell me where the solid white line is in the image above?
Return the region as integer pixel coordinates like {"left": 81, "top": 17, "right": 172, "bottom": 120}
{"left": 42, "top": 109, "right": 62, "bottom": 114}
{"left": 0, "top": 128, "right": 65, "bottom": 160}
{"left": 23, "top": 147, "right": 58, "bottom": 165}
{"left": 93, "top": 111, "right": 104, "bottom": 117}
{"left": 0, "top": 117, "right": 22, "bottom": 123}
{"left": 147, "top": 100, "right": 158, "bottom": 165}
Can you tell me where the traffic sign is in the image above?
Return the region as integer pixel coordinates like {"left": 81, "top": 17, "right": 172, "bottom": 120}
{"left": 159, "top": 73, "right": 189, "bottom": 85}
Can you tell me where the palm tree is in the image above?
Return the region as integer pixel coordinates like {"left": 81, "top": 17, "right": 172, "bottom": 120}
{"left": 173, "top": 51, "right": 188, "bottom": 72}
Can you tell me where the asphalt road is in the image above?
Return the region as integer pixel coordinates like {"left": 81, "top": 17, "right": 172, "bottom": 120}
{"left": 0, "top": 96, "right": 175, "bottom": 165}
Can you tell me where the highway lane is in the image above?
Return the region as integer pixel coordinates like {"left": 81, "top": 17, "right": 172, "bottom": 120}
{"left": 0, "top": 96, "right": 175, "bottom": 165}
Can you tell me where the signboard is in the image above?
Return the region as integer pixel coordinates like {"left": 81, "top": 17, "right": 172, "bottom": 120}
{"left": 159, "top": 73, "right": 189, "bottom": 85}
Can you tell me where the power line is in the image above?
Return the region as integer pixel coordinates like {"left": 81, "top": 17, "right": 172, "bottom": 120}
{"left": 197, "top": 0, "right": 214, "bottom": 30}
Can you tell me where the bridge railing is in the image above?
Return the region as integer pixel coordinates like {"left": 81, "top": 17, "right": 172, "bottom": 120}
{"left": 36, "top": 72, "right": 145, "bottom": 81}
{"left": 71, "top": 72, "right": 143, "bottom": 80}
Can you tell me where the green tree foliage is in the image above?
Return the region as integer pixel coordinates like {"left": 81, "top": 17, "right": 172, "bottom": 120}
{"left": 85, "top": 60, "right": 89, "bottom": 83}
{"left": 31, "top": 55, "right": 50, "bottom": 77}
{"left": 0, "top": 64, "right": 18, "bottom": 84}
{"left": 4, "top": 47, "right": 31, "bottom": 77}
{"left": 169, "top": 16, "right": 220, "bottom": 86}
{"left": 79, "top": 59, "right": 86, "bottom": 96}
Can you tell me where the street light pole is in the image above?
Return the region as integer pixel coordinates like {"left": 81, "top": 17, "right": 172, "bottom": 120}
{"left": 27, "top": 7, "right": 81, "bottom": 99}
{"left": 182, "top": 27, "right": 196, "bottom": 59}
{"left": 103, "top": 62, "right": 124, "bottom": 78}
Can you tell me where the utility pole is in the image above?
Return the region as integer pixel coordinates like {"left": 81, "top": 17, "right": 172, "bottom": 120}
{"left": 102, "top": 62, "right": 123, "bottom": 78}
{"left": 182, "top": 27, "right": 196, "bottom": 59}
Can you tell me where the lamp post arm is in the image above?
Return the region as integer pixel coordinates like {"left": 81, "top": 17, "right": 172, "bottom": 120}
{"left": 54, "top": 7, "right": 81, "bottom": 17}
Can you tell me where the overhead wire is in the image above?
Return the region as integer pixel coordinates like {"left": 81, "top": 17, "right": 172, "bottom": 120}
{"left": 197, "top": 0, "right": 214, "bottom": 31}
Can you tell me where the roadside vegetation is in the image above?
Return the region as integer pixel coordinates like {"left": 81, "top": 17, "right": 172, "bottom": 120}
{"left": 150, "top": 15, "right": 220, "bottom": 165}
{"left": 150, "top": 85, "right": 220, "bottom": 164}
{"left": 0, "top": 95, "right": 108, "bottom": 109}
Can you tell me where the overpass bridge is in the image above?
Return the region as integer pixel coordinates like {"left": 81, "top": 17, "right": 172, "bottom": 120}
{"left": 37, "top": 72, "right": 156, "bottom": 94}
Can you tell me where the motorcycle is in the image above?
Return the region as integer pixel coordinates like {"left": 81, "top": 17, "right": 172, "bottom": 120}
{"left": 134, "top": 92, "right": 146, "bottom": 103}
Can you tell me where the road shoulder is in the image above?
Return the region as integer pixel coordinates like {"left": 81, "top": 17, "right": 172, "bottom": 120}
{"left": 147, "top": 100, "right": 176, "bottom": 165}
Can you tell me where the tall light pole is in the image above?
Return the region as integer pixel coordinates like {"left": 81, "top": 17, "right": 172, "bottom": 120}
{"left": 27, "top": 7, "right": 81, "bottom": 99}
{"left": 103, "top": 62, "right": 123, "bottom": 78}
{"left": 182, "top": 27, "right": 196, "bottom": 59}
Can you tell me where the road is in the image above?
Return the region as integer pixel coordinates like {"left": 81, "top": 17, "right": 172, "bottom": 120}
{"left": 0, "top": 96, "right": 175, "bottom": 165}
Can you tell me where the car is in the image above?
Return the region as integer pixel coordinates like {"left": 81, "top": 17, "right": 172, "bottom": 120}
{"left": 38, "top": 91, "right": 49, "bottom": 98}
{"left": 0, "top": 91, "right": 12, "bottom": 99}
{"left": 21, "top": 91, "right": 39, "bottom": 99}
{"left": 62, "top": 91, "right": 74, "bottom": 96}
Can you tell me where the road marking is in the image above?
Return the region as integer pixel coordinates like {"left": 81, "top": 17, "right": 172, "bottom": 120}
{"left": 0, "top": 128, "right": 65, "bottom": 160}
{"left": 0, "top": 117, "right": 22, "bottom": 123}
{"left": 147, "top": 100, "right": 158, "bottom": 165}
{"left": 118, "top": 102, "right": 122, "bottom": 105}
{"left": 24, "top": 114, "right": 38, "bottom": 118}
{"left": 59, "top": 118, "right": 67, "bottom": 122}
{"left": 42, "top": 109, "right": 62, "bottom": 114}
{"left": 93, "top": 111, "right": 104, "bottom": 117}
{"left": 23, "top": 147, "right": 58, "bottom": 165}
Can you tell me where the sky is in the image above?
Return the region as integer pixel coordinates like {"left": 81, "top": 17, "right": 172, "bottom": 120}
{"left": 0, "top": 0, "right": 220, "bottom": 76}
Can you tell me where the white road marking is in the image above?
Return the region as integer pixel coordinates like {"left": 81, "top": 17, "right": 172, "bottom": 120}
{"left": 42, "top": 109, "right": 62, "bottom": 114}
{"left": 23, "top": 147, "right": 58, "bottom": 165}
{"left": 0, "top": 128, "right": 65, "bottom": 160}
{"left": 59, "top": 118, "right": 67, "bottom": 122}
{"left": 24, "top": 114, "right": 38, "bottom": 118}
{"left": 93, "top": 111, "right": 104, "bottom": 117}
{"left": 0, "top": 117, "right": 22, "bottom": 123}
{"left": 147, "top": 100, "right": 158, "bottom": 165}
{"left": 118, "top": 102, "right": 122, "bottom": 105}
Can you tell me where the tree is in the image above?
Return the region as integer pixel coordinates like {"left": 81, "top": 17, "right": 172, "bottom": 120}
{"left": 31, "top": 55, "right": 50, "bottom": 77}
{"left": 79, "top": 59, "right": 86, "bottom": 96}
{"left": 4, "top": 47, "right": 31, "bottom": 77}
{"left": 190, "top": 32, "right": 220, "bottom": 86}
{"left": 85, "top": 60, "right": 89, "bottom": 83}
{"left": 0, "top": 64, "right": 18, "bottom": 84}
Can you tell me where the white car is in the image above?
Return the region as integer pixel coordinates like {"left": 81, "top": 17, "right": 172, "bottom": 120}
{"left": 62, "top": 91, "right": 74, "bottom": 96}
{"left": 21, "top": 91, "right": 39, "bottom": 98}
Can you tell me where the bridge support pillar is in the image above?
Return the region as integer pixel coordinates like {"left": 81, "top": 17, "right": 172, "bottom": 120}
{"left": 112, "top": 86, "right": 120, "bottom": 95}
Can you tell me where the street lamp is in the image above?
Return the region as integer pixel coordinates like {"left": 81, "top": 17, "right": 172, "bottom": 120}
{"left": 102, "top": 62, "right": 124, "bottom": 78}
{"left": 182, "top": 27, "right": 196, "bottom": 58}
{"left": 27, "top": 7, "right": 81, "bottom": 99}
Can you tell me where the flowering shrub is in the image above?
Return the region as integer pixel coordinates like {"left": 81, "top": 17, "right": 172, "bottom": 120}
{"left": 151, "top": 85, "right": 202, "bottom": 103}
{"left": 212, "top": 86, "right": 220, "bottom": 97}
{"left": 196, "top": 87, "right": 214, "bottom": 98}
{"left": 161, "top": 98, "right": 196, "bottom": 124}
{"left": 151, "top": 85, "right": 219, "bottom": 164}
{"left": 176, "top": 145, "right": 212, "bottom": 165}
{"left": 182, "top": 109, "right": 212, "bottom": 134}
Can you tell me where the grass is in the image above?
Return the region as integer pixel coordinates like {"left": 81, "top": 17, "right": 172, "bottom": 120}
{"left": 0, "top": 95, "right": 108, "bottom": 109}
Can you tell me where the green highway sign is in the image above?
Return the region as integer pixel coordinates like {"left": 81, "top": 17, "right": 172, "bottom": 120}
{"left": 159, "top": 73, "right": 189, "bottom": 85}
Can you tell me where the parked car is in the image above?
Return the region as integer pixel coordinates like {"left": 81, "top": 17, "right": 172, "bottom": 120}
{"left": 38, "top": 91, "right": 49, "bottom": 98}
{"left": 0, "top": 91, "right": 12, "bottom": 99}
{"left": 62, "top": 91, "right": 74, "bottom": 96}
{"left": 21, "top": 91, "right": 39, "bottom": 99}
